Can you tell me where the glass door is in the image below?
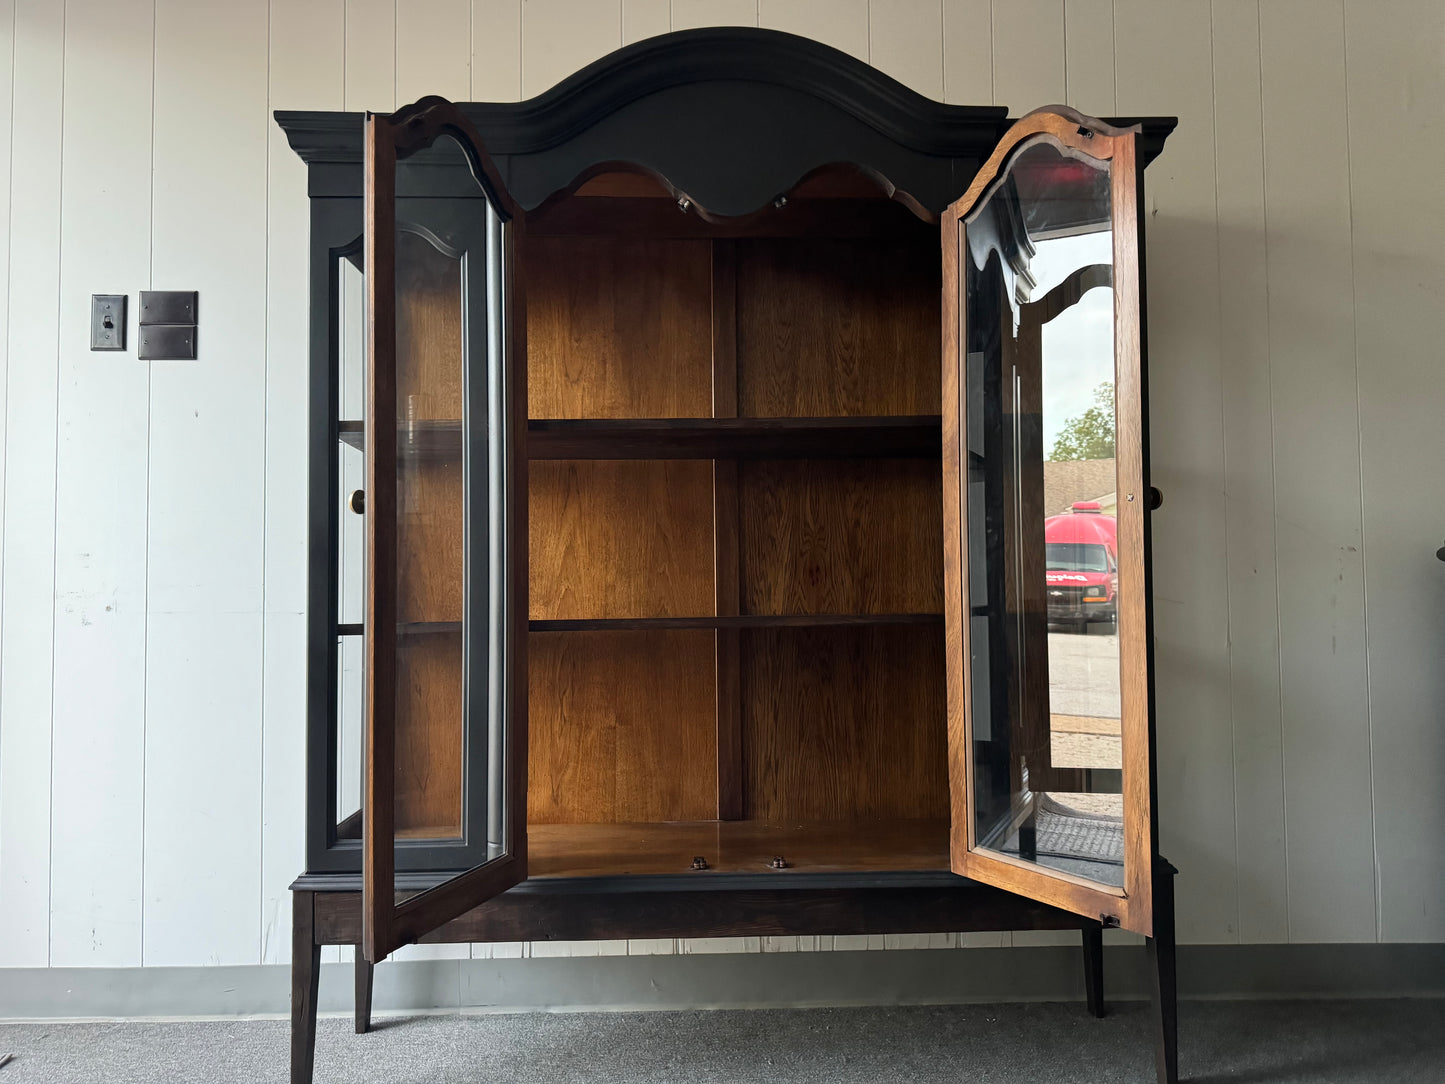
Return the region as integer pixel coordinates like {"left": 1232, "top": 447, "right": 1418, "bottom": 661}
{"left": 941, "top": 107, "right": 1154, "bottom": 935}
{"left": 363, "top": 97, "right": 527, "bottom": 962}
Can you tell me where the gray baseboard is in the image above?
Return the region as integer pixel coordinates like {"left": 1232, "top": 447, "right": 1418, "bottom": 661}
{"left": 2, "top": 944, "right": 1442, "bottom": 1021}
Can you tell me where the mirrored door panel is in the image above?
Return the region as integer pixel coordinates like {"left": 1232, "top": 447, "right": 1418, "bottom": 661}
{"left": 943, "top": 109, "right": 1152, "bottom": 935}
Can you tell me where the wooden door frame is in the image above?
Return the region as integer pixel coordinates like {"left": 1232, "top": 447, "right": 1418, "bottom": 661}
{"left": 363, "top": 97, "right": 530, "bottom": 962}
{"left": 941, "top": 106, "right": 1154, "bottom": 936}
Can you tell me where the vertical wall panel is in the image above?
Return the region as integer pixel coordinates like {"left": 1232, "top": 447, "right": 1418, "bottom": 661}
{"left": 142, "top": 0, "right": 269, "bottom": 966}
{"left": 398, "top": 0, "right": 472, "bottom": 103}
{"left": 262, "top": 0, "right": 344, "bottom": 967}
{"left": 0, "top": 0, "right": 64, "bottom": 969}
{"left": 759, "top": 0, "right": 868, "bottom": 62}
{"left": 345, "top": 0, "right": 396, "bottom": 112}
{"left": 671, "top": 0, "right": 757, "bottom": 30}
{"left": 472, "top": 0, "right": 523, "bottom": 100}
{"left": 1115, "top": 1, "right": 1236, "bottom": 943}
{"left": 942, "top": 0, "right": 991, "bottom": 105}
{"left": 623, "top": 0, "right": 671, "bottom": 43}
{"left": 990, "top": 0, "right": 1063, "bottom": 110}
{"left": 522, "top": 0, "right": 622, "bottom": 98}
{"left": 1259, "top": 0, "right": 1375, "bottom": 943}
{"left": 869, "top": 0, "right": 943, "bottom": 99}
{"left": 1346, "top": 0, "right": 1445, "bottom": 943}
{"left": 1063, "top": 0, "right": 1113, "bottom": 115}
{"left": 1212, "top": 0, "right": 1286, "bottom": 945}
{"left": 48, "top": 0, "right": 155, "bottom": 968}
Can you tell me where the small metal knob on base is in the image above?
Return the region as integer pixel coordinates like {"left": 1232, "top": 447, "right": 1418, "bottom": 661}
{"left": 690, "top": 856, "right": 708, "bottom": 871}
{"left": 769, "top": 856, "right": 788, "bottom": 870}
{"left": 349, "top": 489, "right": 365, "bottom": 515}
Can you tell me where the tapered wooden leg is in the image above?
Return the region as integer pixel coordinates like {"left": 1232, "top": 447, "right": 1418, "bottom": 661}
{"left": 355, "top": 954, "right": 374, "bottom": 1034}
{"left": 1081, "top": 923, "right": 1105, "bottom": 1018}
{"left": 291, "top": 891, "right": 322, "bottom": 1084}
{"left": 1146, "top": 857, "right": 1179, "bottom": 1084}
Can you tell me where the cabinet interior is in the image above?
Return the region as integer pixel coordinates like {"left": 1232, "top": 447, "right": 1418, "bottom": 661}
{"left": 521, "top": 169, "right": 950, "bottom": 876}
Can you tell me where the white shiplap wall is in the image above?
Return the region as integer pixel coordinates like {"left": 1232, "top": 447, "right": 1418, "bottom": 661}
{"left": 2, "top": 0, "right": 1443, "bottom": 971}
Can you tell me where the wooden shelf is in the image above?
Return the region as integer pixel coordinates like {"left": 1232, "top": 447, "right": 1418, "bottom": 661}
{"left": 336, "top": 621, "right": 460, "bottom": 638}
{"left": 528, "top": 415, "right": 941, "bottom": 460}
{"left": 528, "top": 819, "right": 950, "bottom": 878}
{"left": 343, "top": 616, "right": 941, "bottom": 636}
{"left": 529, "top": 613, "right": 943, "bottom": 633}
{"left": 339, "top": 416, "right": 941, "bottom": 460}
{"left": 337, "top": 419, "right": 461, "bottom": 460}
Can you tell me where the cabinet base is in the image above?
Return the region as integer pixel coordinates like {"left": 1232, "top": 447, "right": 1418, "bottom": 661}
{"left": 290, "top": 869, "right": 1179, "bottom": 1084}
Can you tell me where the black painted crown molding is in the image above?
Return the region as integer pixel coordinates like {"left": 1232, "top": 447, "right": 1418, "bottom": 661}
{"left": 278, "top": 27, "right": 1015, "bottom": 165}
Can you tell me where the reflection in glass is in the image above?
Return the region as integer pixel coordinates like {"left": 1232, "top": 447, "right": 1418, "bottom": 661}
{"left": 388, "top": 134, "right": 509, "bottom": 863}
{"left": 964, "top": 138, "right": 1124, "bottom": 887}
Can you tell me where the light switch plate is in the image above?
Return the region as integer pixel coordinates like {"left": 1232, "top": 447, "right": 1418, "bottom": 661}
{"left": 90, "top": 294, "right": 126, "bottom": 351}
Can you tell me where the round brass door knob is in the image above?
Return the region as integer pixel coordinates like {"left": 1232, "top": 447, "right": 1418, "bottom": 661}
{"left": 349, "top": 489, "right": 365, "bottom": 515}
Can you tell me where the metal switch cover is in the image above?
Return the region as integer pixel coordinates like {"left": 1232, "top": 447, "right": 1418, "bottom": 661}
{"left": 138, "top": 290, "right": 198, "bottom": 360}
{"left": 139, "top": 290, "right": 197, "bottom": 325}
{"left": 90, "top": 294, "right": 126, "bottom": 351}
{"left": 138, "top": 324, "right": 197, "bottom": 361}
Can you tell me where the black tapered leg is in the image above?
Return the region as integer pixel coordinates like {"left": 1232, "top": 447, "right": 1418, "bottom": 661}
{"left": 355, "top": 954, "right": 375, "bottom": 1034}
{"left": 1146, "top": 857, "right": 1179, "bottom": 1084}
{"left": 291, "top": 891, "right": 322, "bottom": 1084}
{"left": 1081, "top": 923, "right": 1105, "bottom": 1018}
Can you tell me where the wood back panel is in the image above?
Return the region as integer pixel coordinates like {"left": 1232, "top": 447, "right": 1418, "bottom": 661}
{"left": 739, "top": 458, "right": 943, "bottom": 615}
{"left": 735, "top": 237, "right": 941, "bottom": 417}
{"left": 527, "top": 237, "right": 713, "bottom": 418}
{"left": 742, "top": 624, "right": 948, "bottom": 822}
{"left": 528, "top": 630, "right": 717, "bottom": 823}
{"left": 393, "top": 632, "right": 464, "bottom": 836}
{"left": 528, "top": 459, "right": 715, "bottom": 619}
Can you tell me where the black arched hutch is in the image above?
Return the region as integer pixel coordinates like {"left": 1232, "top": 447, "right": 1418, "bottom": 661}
{"left": 277, "top": 27, "right": 1177, "bottom": 1084}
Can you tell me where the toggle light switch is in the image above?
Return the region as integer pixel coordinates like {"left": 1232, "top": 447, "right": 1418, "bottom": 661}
{"left": 90, "top": 294, "right": 127, "bottom": 351}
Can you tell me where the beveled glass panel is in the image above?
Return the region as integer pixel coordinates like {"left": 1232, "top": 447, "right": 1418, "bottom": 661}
{"left": 392, "top": 213, "right": 467, "bottom": 842}
{"left": 387, "top": 134, "right": 510, "bottom": 863}
{"left": 963, "top": 138, "right": 1124, "bottom": 887}
{"left": 336, "top": 254, "right": 365, "bottom": 833}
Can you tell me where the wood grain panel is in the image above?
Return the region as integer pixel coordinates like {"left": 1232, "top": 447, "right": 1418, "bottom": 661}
{"left": 529, "top": 819, "right": 949, "bottom": 877}
{"left": 394, "top": 632, "right": 464, "bottom": 837}
{"left": 527, "top": 237, "right": 713, "bottom": 418}
{"left": 395, "top": 459, "right": 463, "bottom": 622}
{"left": 735, "top": 238, "right": 941, "bottom": 417}
{"left": 528, "top": 630, "right": 717, "bottom": 823}
{"left": 396, "top": 230, "right": 463, "bottom": 422}
{"left": 530, "top": 460, "right": 715, "bottom": 619}
{"left": 742, "top": 625, "right": 948, "bottom": 822}
{"left": 739, "top": 459, "right": 943, "bottom": 615}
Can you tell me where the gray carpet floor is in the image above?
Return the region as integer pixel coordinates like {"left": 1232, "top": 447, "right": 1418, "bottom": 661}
{"left": 2, "top": 1000, "right": 1443, "bottom": 1083}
